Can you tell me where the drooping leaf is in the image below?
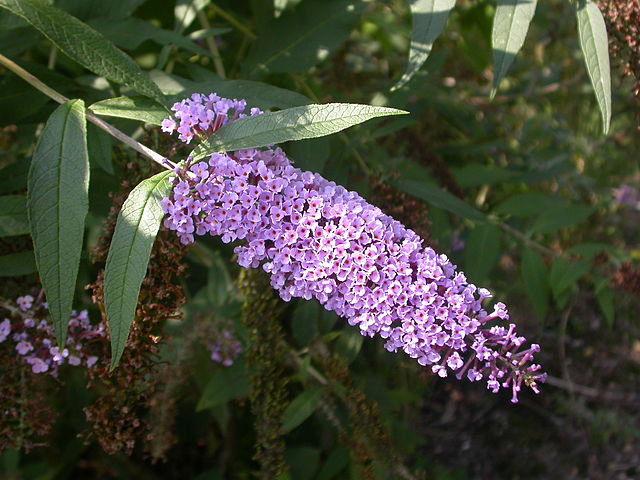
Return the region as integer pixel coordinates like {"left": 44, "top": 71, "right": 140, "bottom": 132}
{"left": 196, "top": 359, "right": 250, "bottom": 411}
{"left": 0, "top": 195, "right": 29, "bottom": 237}
{"left": 393, "top": 0, "right": 456, "bottom": 90}
{"left": 89, "top": 96, "right": 168, "bottom": 126}
{"left": 520, "top": 247, "right": 549, "bottom": 320}
{"left": 464, "top": 223, "right": 501, "bottom": 283}
{"left": 0, "top": 250, "right": 36, "bottom": 276}
{"left": 87, "top": 124, "right": 114, "bottom": 174}
{"left": 282, "top": 388, "right": 324, "bottom": 433}
{"left": 491, "top": 0, "right": 538, "bottom": 98}
{"left": 191, "top": 103, "right": 407, "bottom": 160}
{"left": 104, "top": 170, "right": 173, "bottom": 368}
{"left": 575, "top": 0, "right": 611, "bottom": 134}
{"left": 0, "top": 0, "right": 164, "bottom": 103}
{"left": 394, "top": 179, "right": 487, "bottom": 222}
{"left": 27, "top": 99, "right": 89, "bottom": 346}
{"left": 243, "top": 0, "right": 364, "bottom": 75}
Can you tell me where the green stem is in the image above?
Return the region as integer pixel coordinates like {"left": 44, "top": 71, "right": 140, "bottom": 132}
{"left": 0, "top": 53, "right": 176, "bottom": 171}
{"left": 197, "top": 9, "right": 226, "bottom": 79}
{"left": 210, "top": 2, "right": 256, "bottom": 40}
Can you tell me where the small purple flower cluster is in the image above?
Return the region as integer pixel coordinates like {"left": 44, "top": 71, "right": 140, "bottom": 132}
{"left": 1, "top": 295, "right": 105, "bottom": 376}
{"left": 208, "top": 329, "right": 242, "bottom": 367}
{"left": 161, "top": 93, "right": 262, "bottom": 144}
{"left": 160, "top": 94, "right": 545, "bottom": 402}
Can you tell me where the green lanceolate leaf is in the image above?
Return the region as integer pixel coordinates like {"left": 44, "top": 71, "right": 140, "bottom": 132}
{"left": 192, "top": 103, "right": 407, "bottom": 160}
{"left": 520, "top": 247, "right": 549, "bottom": 320}
{"left": 27, "top": 99, "right": 89, "bottom": 346}
{"left": 549, "top": 257, "right": 590, "bottom": 302}
{"left": 90, "top": 96, "right": 168, "bottom": 126}
{"left": 196, "top": 359, "right": 250, "bottom": 411}
{"left": 0, "top": 195, "right": 29, "bottom": 237}
{"left": 0, "top": 0, "right": 164, "bottom": 104}
{"left": 282, "top": 388, "right": 324, "bottom": 433}
{"left": 0, "top": 250, "right": 36, "bottom": 276}
{"left": 393, "top": 0, "right": 456, "bottom": 90}
{"left": 244, "top": 0, "right": 364, "bottom": 75}
{"left": 575, "top": 0, "right": 611, "bottom": 134}
{"left": 104, "top": 170, "right": 173, "bottom": 368}
{"left": 464, "top": 223, "right": 501, "bottom": 283}
{"left": 394, "top": 179, "right": 487, "bottom": 223}
{"left": 491, "top": 0, "right": 538, "bottom": 98}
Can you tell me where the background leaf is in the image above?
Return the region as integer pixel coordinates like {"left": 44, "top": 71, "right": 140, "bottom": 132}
{"left": 0, "top": 250, "right": 36, "bottom": 276}
{"left": 464, "top": 223, "right": 501, "bottom": 283}
{"left": 575, "top": 0, "right": 611, "bottom": 134}
{"left": 0, "top": 0, "right": 165, "bottom": 103}
{"left": 549, "top": 257, "right": 590, "bottom": 303}
{"left": 393, "top": 0, "right": 456, "bottom": 90}
{"left": 282, "top": 388, "right": 323, "bottom": 433}
{"left": 520, "top": 247, "right": 550, "bottom": 320}
{"left": 243, "top": 0, "right": 364, "bottom": 75}
{"left": 192, "top": 103, "right": 406, "bottom": 160}
{"left": 491, "top": 0, "right": 538, "bottom": 98}
{"left": 196, "top": 359, "right": 250, "bottom": 411}
{"left": 87, "top": 123, "right": 114, "bottom": 174}
{"left": 27, "top": 99, "right": 89, "bottom": 346}
{"left": 0, "top": 195, "right": 29, "bottom": 237}
{"left": 394, "top": 179, "right": 487, "bottom": 222}
{"left": 104, "top": 170, "right": 173, "bottom": 368}
{"left": 89, "top": 96, "right": 168, "bottom": 126}
{"left": 89, "top": 17, "right": 211, "bottom": 57}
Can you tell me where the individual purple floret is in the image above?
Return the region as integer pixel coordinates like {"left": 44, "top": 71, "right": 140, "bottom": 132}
{"left": 161, "top": 94, "right": 546, "bottom": 402}
{"left": 1, "top": 296, "right": 105, "bottom": 376}
{"left": 208, "top": 329, "right": 243, "bottom": 367}
{"left": 161, "top": 92, "right": 262, "bottom": 144}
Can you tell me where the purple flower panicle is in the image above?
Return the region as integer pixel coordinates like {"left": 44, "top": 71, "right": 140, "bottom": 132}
{"left": 161, "top": 93, "right": 262, "bottom": 144}
{"left": 208, "top": 329, "right": 242, "bottom": 367}
{"left": 1, "top": 296, "right": 105, "bottom": 376}
{"left": 161, "top": 94, "right": 546, "bottom": 403}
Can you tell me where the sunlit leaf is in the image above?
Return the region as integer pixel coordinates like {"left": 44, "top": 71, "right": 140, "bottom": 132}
{"left": 0, "top": 0, "right": 164, "bottom": 103}
{"left": 27, "top": 99, "right": 89, "bottom": 346}
{"left": 104, "top": 170, "right": 173, "bottom": 368}
{"left": 393, "top": 0, "right": 456, "bottom": 90}
{"left": 192, "top": 103, "right": 407, "bottom": 160}
{"left": 491, "top": 0, "right": 538, "bottom": 98}
{"left": 576, "top": 0, "right": 611, "bottom": 134}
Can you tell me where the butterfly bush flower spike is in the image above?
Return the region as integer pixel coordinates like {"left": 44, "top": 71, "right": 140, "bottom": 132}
{"left": 161, "top": 94, "right": 546, "bottom": 403}
{"left": 1, "top": 295, "right": 105, "bottom": 376}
